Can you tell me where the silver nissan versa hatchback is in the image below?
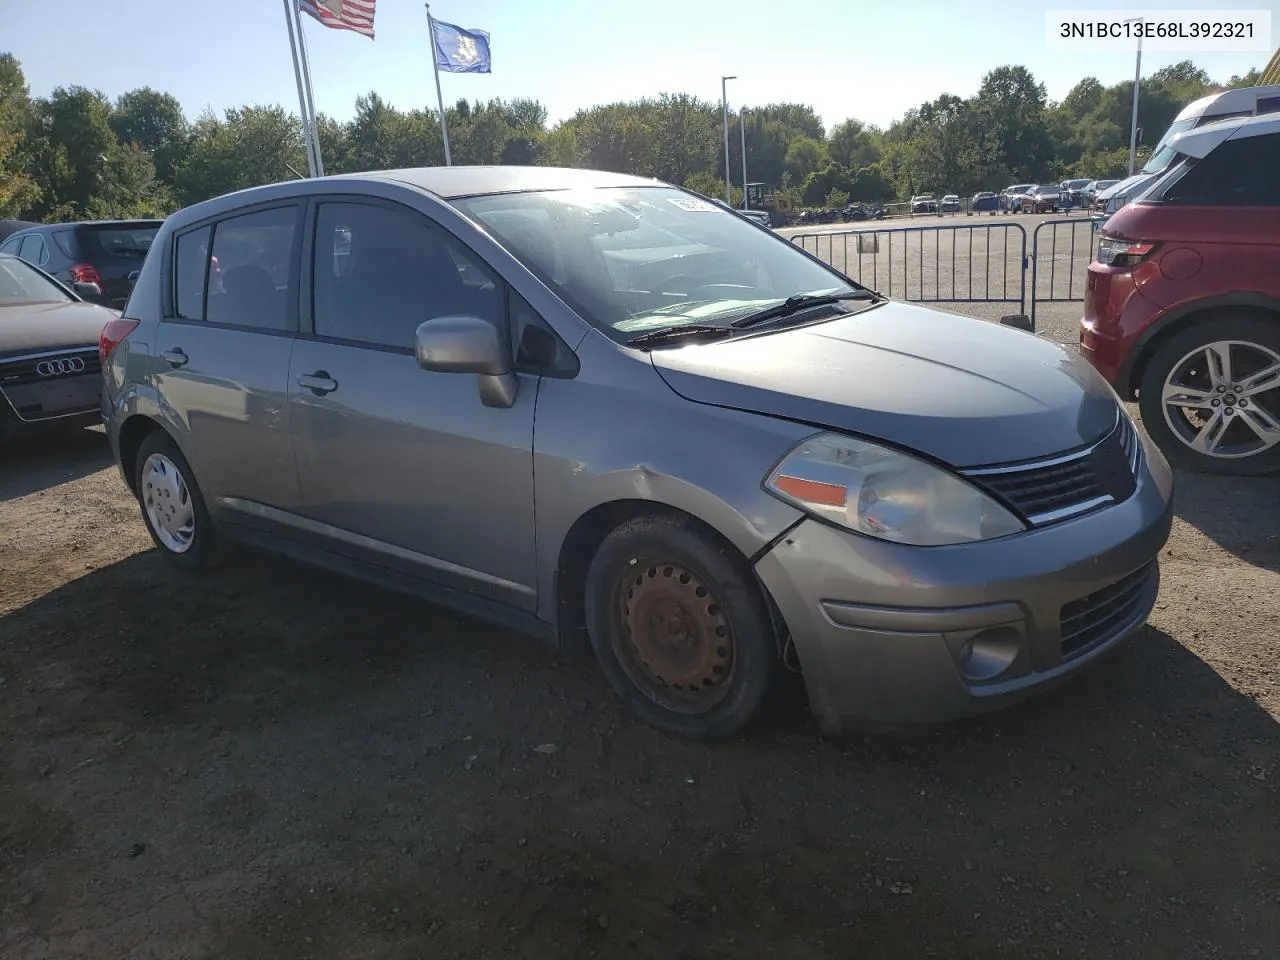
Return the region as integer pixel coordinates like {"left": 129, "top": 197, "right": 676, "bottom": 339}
{"left": 102, "top": 167, "right": 1174, "bottom": 741}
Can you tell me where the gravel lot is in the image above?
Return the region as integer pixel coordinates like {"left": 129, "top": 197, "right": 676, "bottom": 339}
{"left": 3, "top": 247, "right": 1280, "bottom": 957}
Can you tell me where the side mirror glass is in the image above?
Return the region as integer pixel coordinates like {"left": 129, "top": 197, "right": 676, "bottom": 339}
{"left": 72, "top": 281, "right": 103, "bottom": 301}
{"left": 415, "top": 315, "right": 518, "bottom": 408}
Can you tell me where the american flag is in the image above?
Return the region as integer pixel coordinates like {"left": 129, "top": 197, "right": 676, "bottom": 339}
{"left": 298, "top": 0, "right": 376, "bottom": 38}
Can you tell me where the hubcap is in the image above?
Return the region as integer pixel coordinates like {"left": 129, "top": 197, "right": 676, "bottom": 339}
{"left": 1160, "top": 340, "right": 1280, "bottom": 460}
{"left": 141, "top": 453, "right": 196, "bottom": 553}
{"left": 615, "top": 561, "right": 734, "bottom": 713}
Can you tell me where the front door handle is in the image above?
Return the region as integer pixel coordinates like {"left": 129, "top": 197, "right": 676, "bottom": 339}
{"left": 297, "top": 371, "right": 338, "bottom": 396}
{"left": 161, "top": 348, "right": 188, "bottom": 368}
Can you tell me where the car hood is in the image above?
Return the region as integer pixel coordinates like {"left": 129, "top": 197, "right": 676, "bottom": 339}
{"left": 1097, "top": 174, "right": 1150, "bottom": 200}
{"left": 648, "top": 302, "right": 1120, "bottom": 468}
{"left": 0, "top": 301, "right": 116, "bottom": 360}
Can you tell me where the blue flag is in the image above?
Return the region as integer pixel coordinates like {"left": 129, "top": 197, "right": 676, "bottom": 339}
{"left": 430, "top": 18, "right": 491, "bottom": 74}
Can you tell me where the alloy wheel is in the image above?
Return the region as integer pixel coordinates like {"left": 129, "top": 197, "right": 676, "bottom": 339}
{"left": 1160, "top": 339, "right": 1280, "bottom": 459}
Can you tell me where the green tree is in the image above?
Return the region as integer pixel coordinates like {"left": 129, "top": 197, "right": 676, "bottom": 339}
{"left": 111, "top": 87, "right": 190, "bottom": 182}
{"left": 26, "top": 85, "right": 117, "bottom": 219}
{"left": 0, "top": 53, "right": 39, "bottom": 217}
{"left": 827, "top": 118, "right": 882, "bottom": 169}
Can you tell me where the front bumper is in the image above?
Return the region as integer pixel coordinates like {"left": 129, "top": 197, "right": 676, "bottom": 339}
{"left": 754, "top": 434, "right": 1174, "bottom": 734}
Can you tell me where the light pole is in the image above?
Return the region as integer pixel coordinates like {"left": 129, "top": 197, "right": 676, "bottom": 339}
{"left": 721, "top": 75, "right": 736, "bottom": 206}
{"left": 1125, "top": 17, "right": 1143, "bottom": 176}
{"left": 739, "top": 107, "right": 749, "bottom": 210}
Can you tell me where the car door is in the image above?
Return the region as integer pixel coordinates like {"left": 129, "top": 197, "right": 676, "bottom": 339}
{"left": 153, "top": 203, "right": 303, "bottom": 517}
{"left": 287, "top": 196, "right": 538, "bottom": 611}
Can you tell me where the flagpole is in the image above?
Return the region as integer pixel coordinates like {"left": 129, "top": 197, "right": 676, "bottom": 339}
{"left": 425, "top": 3, "right": 453, "bottom": 166}
{"left": 283, "top": 0, "right": 318, "bottom": 177}
{"left": 292, "top": 1, "right": 326, "bottom": 176}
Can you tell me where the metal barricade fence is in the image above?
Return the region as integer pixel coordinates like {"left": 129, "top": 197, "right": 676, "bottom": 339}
{"left": 790, "top": 222, "right": 1029, "bottom": 318}
{"left": 1029, "top": 217, "right": 1103, "bottom": 326}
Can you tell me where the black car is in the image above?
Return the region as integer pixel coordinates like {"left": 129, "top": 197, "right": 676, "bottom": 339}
{"left": 0, "top": 254, "right": 118, "bottom": 439}
{"left": 0, "top": 219, "right": 163, "bottom": 310}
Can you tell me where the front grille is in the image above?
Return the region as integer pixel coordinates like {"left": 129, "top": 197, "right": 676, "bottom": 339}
{"left": 0, "top": 349, "right": 101, "bottom": 387}
{"left": 1059, "top": 562, "right": 1156, "bottom": 658}
{"left": 961, "top": 411, "right": 1141, "bottom": 526}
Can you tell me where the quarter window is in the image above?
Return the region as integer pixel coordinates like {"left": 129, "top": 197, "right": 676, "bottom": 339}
{"left": 311, "top": 201, "right": 503, "bottom": 350}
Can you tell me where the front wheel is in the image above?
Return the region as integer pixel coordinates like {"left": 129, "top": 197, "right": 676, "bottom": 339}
{"left": 1138, "top": 313, "right": 1280, "bottom": 476}
{"left": 583, "top": 514, "right": 780, "bottom": 741}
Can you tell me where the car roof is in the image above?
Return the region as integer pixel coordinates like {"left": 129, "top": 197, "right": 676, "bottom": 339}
{"left": 1168, "top": 112, "right": 1280, "bottom": 159}
{"left": 163, "top": 166, "right": 670, "bottom": 232}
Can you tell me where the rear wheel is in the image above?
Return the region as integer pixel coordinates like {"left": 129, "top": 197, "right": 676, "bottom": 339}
{"left": 583, "top": 514, "right": 780, "bottom": 741}
{"left": 134, "top": 432, "right": 225, "bottom": 567}
{"left": 1138, "top": 313, "right": 1280, "bottom": 476}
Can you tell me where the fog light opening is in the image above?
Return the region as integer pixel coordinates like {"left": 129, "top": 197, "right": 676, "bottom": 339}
{"left": 960, "top": 626, "right": 1021, "bottom": 682}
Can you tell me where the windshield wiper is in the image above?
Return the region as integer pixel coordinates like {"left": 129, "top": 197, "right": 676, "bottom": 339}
{"left": 729, "top": 291, "right": 876, "bottom": 330}
{"left": 626, "top": 324, "right": 738, "bottom": 348}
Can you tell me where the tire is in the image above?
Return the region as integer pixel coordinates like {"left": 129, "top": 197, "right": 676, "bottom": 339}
{"left": 133, "top": 431, "right": 225, "bottom": 567}
{"left": 1137, "top": 312, "right": 1280, "bottom": 476}
{"left": 583, "top": 513, "right": 780, "bottom": 741}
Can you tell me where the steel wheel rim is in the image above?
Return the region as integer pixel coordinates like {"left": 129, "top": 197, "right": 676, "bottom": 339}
{"left": 1160, "top": 339, "right": 1280, "bottom": 460}
{"left": 612, "top": 560, "right": 735, "bottom": 715}
{"left": 141, "top": 453, "right": 196, "bottom": 553}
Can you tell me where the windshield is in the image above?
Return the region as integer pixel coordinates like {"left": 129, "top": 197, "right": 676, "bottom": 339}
{"left": 1143, "top": 118, "right": 1198, "bottom": 173}
{"left": 0, "top": 256, "right": 72, "bottom": 305}
{"left": 454, "top": 187, "right": 858, "bottom": 340}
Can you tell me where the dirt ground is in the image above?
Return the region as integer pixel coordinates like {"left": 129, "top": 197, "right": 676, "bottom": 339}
{"left": 3, "top": 416, "right": 1279, "bottom": 960}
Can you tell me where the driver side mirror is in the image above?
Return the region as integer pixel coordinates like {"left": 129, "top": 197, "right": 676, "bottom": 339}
{"left": 415, "top": 315, "right": 518, "bottom": 409}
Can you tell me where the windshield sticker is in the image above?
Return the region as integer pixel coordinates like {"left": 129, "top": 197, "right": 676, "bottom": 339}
{"left": 667, "top": 197, "right": 718, "bottom": 213}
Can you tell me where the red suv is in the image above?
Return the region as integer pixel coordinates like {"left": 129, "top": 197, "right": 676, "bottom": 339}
{"left": 1080, "top": 114, "right": 1280, "bottom": 476}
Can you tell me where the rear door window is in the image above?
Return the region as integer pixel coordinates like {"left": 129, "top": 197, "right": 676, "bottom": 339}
{"left": 205, "top": 206, "right": 300, "bottom": 331}
{"left": 1162, "top": 133, "right": 1280, "bottom": 206}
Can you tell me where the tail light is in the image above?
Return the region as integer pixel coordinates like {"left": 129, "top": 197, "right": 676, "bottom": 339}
{"left": 99, "top": 318, "right": 140, "bottom": 366}
{"left": 69, "top": 262, "right": 105, "bottom": 288}
{"left": 1096, "top": 236, "right": 1158, "bottom": 269}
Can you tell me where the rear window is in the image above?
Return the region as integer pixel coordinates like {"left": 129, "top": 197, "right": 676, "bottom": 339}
{"left": 72, "top": 225, "right": 161, "bottom": 259}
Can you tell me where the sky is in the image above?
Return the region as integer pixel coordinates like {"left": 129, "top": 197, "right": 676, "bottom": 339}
{"left": 3, "top": 0, "right": 1277, "bottom": 131}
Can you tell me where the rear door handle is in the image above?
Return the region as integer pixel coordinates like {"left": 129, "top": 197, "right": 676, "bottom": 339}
{"left": 297, "top": 371, "right": 338, "bottom": 396}
{"left": 161, "top": 348, "right": 188, "bottom": 368}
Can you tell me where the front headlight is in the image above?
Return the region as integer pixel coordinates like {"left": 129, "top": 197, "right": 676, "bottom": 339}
{"left": 765, "top": 433, "right": 1026, "bottom": 546}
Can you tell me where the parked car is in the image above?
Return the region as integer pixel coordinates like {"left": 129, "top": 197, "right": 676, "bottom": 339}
{"left": 1020, "top": 185, "right": 1062, "bottom": 214}
{"left": 102, "top": 166, "right": 1173, "bottom": 741}
{"left": 1060, "top": 179, "right": 1093, "bottom": 208}
{"left": 971, "top": 191, "right": 1000, "bottom": 212}
{"left": 0, "top": 219, "right": 163, "bottom": 310}
{"left": 0, "top": 254, "right": 118, "bottom": 439}
{"left": 1080, "top": 113, "right": 1280, "bottom": 476}
{"left": 1001, "top": 184, "right": 1034, "bottom": 212}
{"left": 910, "top": 194, "right": 937, "bottom": 213}
{"left": 1083, "top": 179, "right": 1119, "bottom": 206}
{"left": 940, "top": 194, "right": 961, "bottom": 212}
{"left": 1092, "top": 174, "right": 1152, "bottom": 216}
{"left": 844, "top": 202, "right": 887, "bottom": 221}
